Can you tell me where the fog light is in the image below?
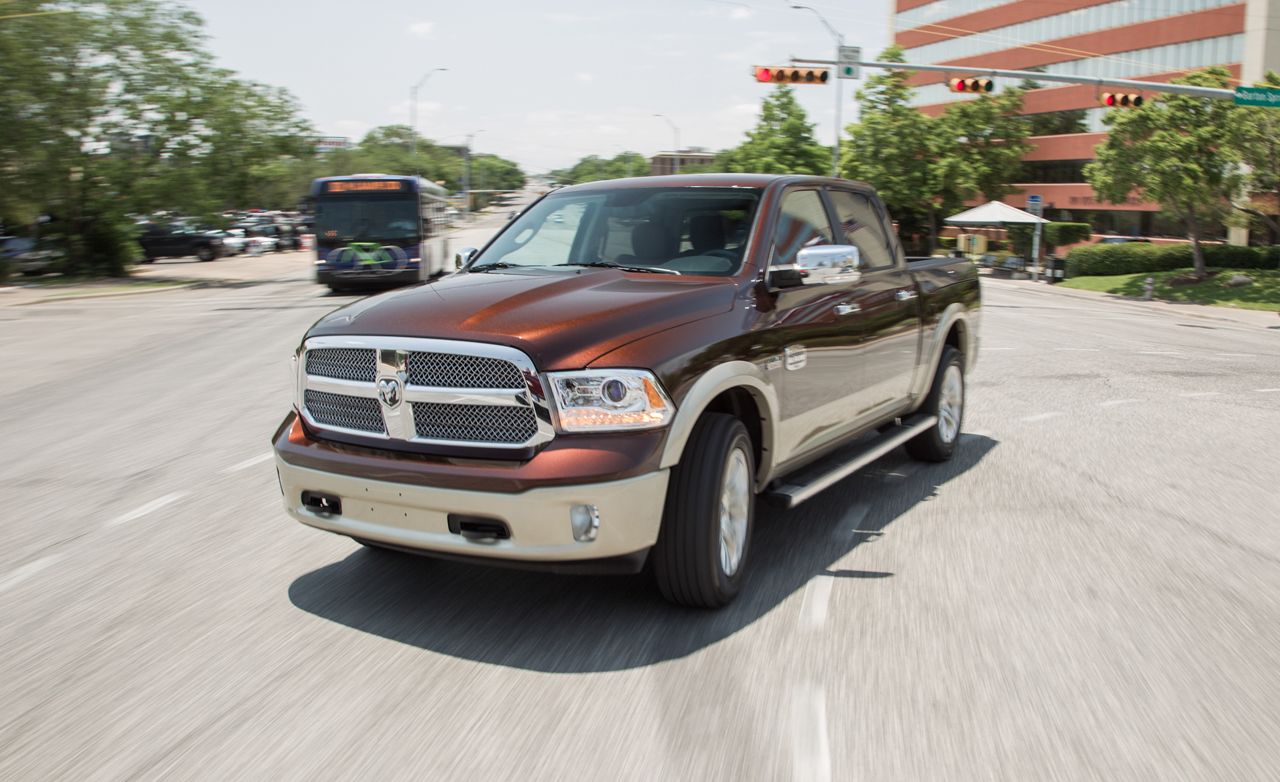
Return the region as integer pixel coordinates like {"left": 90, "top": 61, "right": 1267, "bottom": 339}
{"left": 570, "top": 504, "right": 599, "bottom": 542}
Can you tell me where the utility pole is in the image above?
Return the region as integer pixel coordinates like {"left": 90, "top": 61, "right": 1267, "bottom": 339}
{"left": 791, "top": 5, "right": 842, "bottom": 177}
{"left": 409, "top": 67, "right": 447, "bottom": 171}
{"left": 653, "top": 114, "right": 680, "bottom": 173}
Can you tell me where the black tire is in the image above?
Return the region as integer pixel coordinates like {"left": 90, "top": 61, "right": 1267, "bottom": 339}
{"left": 196, "top": 245, "right": 215, "bottom": 262}
{"left": 653, "top": 413, "right": 755, "bottom": 608}
{"left": 907, "top": 346, "right": 964, "bottom": 463}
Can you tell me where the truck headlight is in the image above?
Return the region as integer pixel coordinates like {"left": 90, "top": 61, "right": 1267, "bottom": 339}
{"left": 547, "top": 369, "right": 674, "bottom": 432}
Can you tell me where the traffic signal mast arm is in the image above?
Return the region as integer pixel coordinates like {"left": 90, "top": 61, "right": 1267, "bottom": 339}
{"left": 789, "top": 57, "right": 1235, "bottom": 101}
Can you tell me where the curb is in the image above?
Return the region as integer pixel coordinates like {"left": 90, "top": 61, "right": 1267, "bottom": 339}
{"left": 980, "top": 276, "right": 1278, "bottom": 328}
{"left": 11, "top": 280, "right": 203, "bottom": 306}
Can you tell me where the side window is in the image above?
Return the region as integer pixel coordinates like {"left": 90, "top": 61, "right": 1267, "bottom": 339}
{"left": 772, "top": 189, "right": 833, "bottom": 268}
{"left": 827, "top": 190, "right": 895, "bottom": 270}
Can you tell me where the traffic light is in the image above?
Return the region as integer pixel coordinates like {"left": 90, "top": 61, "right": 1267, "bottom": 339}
{"left": 753, "top": 66, "right": 830, "bottom": 85}
{"left": 1102, "top": 92, "right": 1144, "bottom": 107}
{"left": 949, "top": 77, "right": 994, "bottom": 93}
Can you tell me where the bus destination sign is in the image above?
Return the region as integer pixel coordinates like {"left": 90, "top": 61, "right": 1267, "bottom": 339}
{"left": 325, "top": 180, "right": 404, "bottom": 193}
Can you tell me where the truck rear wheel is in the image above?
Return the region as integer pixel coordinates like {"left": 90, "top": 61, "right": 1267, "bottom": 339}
{"left": 907, "top": 346, "right": 964, "bottom": 463}
{"left": 653, "top": 413, "right": 755, "bottom": 608}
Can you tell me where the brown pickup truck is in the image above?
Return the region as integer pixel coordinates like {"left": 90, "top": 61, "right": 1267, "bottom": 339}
{"left": 272, "top": 174, "right": 980, "bottom": 607}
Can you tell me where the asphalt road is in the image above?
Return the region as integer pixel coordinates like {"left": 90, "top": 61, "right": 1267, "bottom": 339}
{"left": 1, "top": 256, "right": 1278, "bottom": 779}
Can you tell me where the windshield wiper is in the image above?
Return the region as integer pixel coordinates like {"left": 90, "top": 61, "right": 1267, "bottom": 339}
{"left": 564, "top": 261, "right": 681, "bottom": 275}
{"left": 469, "top": 261, "right": 526, "bottom": 272}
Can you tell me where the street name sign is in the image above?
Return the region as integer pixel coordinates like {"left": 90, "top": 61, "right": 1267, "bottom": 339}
{"left": 1026, "top": 194, "right": 1043, "bottom": 216}
{"left": 1234, "top": 86, "right": 1280, "bottom": 107}
{"left": 838, "top": 46, "right": 861, "bottom": 79}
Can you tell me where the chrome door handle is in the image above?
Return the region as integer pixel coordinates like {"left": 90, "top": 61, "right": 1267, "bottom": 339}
{"left": 834, "top": 303, "right": 861, "bottom": 316}
{"left": 895, "top": 289, "right": 917, "bottom": 302}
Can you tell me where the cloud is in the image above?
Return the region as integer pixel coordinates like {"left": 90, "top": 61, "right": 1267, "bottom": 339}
{"left": 545, "top": 13, "right": 595, "bottom": 23}
{"left": 729, "top": 7, "right": 752, "bottom": 20}
{"left": 576, "top": 72, "right": 594, "bottom": 83}
{"left": 389, "top": 99, "right": 443, "bottom": 119}
{"left": 408, "top": 21, "right": 434, "bottom": 39}
{"left": 330, "top": 120, "right": 371, "bottom": 141}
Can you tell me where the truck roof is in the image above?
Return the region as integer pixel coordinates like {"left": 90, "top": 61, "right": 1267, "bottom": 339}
{"left": 557, "top": 173, "right": 874, "bottom": 192}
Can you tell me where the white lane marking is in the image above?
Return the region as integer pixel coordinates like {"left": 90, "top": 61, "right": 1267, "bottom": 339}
{"left": 790, "top": 683, "right": 832, "bottom": 782}
{"left": 1100, "top": 399, "right": 1140, "bottom": 408}
{"left": 1020, "top": 412, "right": 1064, "bottom": 423}
{"left": 105, "top": 492, "right": 186, "bottom": 528}
{"left": 838, "top": 504, "right": 873, "bottom": 540}
{"left": 223, "top": 452, "right": 274, "bottom": 474}
{"left": 1255, "top": 388, "right": 1280, "bottom": 393}
{"left": 1179, "top": 392, "right": 1221, "bottom": 398}
{"left": 0, "top": 554, "right": 64, "bottom": 595}
{"left": 800, "top": 576, "right": 834, "bottom": 629}
{"left": 1139, "top": 351, "right": 1183, "bottom": 356}
{"left": 1054, "top": 347, "right": 1100, "bottom": 352}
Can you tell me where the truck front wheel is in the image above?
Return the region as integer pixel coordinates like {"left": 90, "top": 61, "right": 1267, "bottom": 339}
{"left": 907, "top": 346, "right": 964, "bottom": 462}
{"left": 653, "top": 413, "right": 755, "bottom": 608}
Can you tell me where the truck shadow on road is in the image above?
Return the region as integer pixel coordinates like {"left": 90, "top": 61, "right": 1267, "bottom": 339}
{"left": 288, "top": 435, "right": 998, "bottom": 672}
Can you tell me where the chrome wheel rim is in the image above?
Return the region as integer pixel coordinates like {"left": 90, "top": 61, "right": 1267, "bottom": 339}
{"left": 719, "top": 447, "right": 751, "bottom": 577}
{"left": 938, "top": 365, "right": 963, "bottom": 444}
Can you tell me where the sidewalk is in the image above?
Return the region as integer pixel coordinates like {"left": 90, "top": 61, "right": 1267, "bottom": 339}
{"left": 981, "top": 274, "right": 1280, "bottom": 329}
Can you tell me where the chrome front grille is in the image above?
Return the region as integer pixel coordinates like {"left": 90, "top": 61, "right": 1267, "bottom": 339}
{"left": 304, "top": 390, "right": 385, "bottom": 434}
{"left": 306, "top": 348, "right": 376, "bottom": 382}
{"left": 298, "top": 336, "right": 554, "bottom": 451}
{"left": 412, "top": 402, "right": 538, "bottom": 443}
{"left": 407, "top": 352, "right": 524, "bottom": 389}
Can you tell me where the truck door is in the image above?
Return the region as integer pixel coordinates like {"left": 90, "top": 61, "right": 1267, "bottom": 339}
{"left": 825, "top": 188, "right": 920, "bottom": 420}
{"left": 761, "top": 188, "right": 870, "bottom": 462}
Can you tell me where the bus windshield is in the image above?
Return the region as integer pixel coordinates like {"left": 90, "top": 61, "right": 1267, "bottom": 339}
{"left": 315, "top": 198, "right": 420, "bottom": 243}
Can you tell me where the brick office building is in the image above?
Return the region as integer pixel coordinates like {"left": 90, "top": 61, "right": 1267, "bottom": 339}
{"left": 893, "top": 0, "right": 1280, "bottom": 242}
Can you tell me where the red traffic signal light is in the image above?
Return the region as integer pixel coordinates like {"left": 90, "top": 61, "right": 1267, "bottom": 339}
{"left": 949, "top": 77, "right": 994, "bottom": 93}
{"left": 1102, "top": 92, "right": 1144, "bottom": 107}
{"left": 753, "top": 66, "right": 830, "bottom": 85}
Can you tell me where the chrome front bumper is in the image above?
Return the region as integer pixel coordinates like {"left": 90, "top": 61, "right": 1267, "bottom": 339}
{"left": 277, "top": 458, "right": 669, "bottom": 564}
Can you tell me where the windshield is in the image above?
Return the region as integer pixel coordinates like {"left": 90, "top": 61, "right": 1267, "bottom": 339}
{"left": 315, "top": 197, "right": 420, "bottom": 243}
{"left": 474, "top": 187, "right": 760, "bottom": 276}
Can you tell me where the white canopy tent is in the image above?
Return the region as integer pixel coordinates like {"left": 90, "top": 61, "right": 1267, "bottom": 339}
{"left": 945, "top": 201, "right": 1048, "bottom": 280}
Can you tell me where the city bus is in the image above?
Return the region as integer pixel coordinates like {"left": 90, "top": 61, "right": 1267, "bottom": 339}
{"left": 309, "top": 174, "right": 452, "bottom": 291}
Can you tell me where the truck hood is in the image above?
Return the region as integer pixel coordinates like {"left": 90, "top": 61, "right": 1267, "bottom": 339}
{"left": 307, "top": 268, "right": 737, "bottom": 370}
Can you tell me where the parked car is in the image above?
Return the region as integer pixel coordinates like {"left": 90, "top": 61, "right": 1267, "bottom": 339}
{"left": 137, "top": 222, "right": 225, "bottom": 262}
{"left": 273, "top": 173, "right": 980, "bottom": 607}
{"left": 1, "top": 236, "right": 64, "bottom": 276}
{"left": 1097, "top": 236, "right": 1151, "bottom": 244}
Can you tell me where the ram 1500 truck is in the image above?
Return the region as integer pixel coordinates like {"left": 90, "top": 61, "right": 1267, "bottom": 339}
{"left": 272, "top": 174, "right": 980, "bottom": 607}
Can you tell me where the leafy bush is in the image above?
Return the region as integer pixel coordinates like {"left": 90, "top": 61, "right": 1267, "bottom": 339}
{"left": 63, "top": 209, "right": 142, "bottom": 277}
{"left": 1065, "top": 242, "right": 1280, "bottom": 277}
{"left": 1045, "top": 222, "right": 1091, "bottom": 248}
{"left": 1007, "top": 221, "right": 1091, "bottom": 258}
{"left": 0, "top": 257, "right": 9, "bottom": 285}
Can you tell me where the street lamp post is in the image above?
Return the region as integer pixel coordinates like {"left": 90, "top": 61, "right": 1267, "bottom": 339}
{"left": 653, "top": 113, "right": 680, "bottom": 174}
{"left": 791, "top": 5, "right": 841, "bottom": 178}
{"left": 410, "top": 67, "right": 448, "bottom": 168}
{"left": 463, "top": 130, "right": 483, "bottom": 219}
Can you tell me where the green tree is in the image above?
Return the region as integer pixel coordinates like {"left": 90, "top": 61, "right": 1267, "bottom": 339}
{"left": 1018, "top": 67, "right": 1088, "bottom": 136}
{"left": 1086, "top": 67, "right": 1241, "bottom": 278}
{"left": 722, "top": 86, "right": 829, "bottom": 175}
{"left": 1234, "top": 70, "right": 1280, "bottom": 238}
{"left": 942, "top": 88, "right": 1031, "bottom": 201}
{"left": 550, "top": 152, "right": 648, "bottom": 184}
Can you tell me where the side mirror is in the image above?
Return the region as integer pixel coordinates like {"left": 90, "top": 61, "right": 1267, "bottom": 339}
{"left": 767, "top": 266, "right": 806, "bottom": 289}
{"left": 455, "top": 246, "right": 478, "bottom": 269}
{"left": 795, "top": 244, "right": 863, "bottom": 284}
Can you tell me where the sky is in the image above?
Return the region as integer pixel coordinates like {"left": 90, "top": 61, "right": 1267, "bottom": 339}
{"left": 184, "top": 0, "right": 892, "bottom": 173}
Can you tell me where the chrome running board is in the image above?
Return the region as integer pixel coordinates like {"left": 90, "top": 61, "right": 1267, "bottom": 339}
{"left": 765, "top": 415, "right": 938, "bottom": 509}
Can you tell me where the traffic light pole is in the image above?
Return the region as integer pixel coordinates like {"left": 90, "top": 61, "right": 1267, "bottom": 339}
{"left": 789, "top": 57, "right": 1236, "bottom": 100}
